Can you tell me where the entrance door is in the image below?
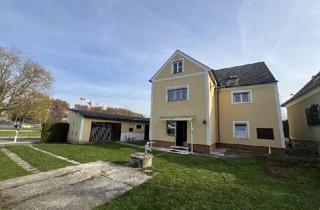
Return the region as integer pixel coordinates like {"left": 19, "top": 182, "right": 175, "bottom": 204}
{"left": 176, "top": 121, "right": 187, "bottom": 147}
{"left": 144, "top": 124, "right": 149, "bottom": 140}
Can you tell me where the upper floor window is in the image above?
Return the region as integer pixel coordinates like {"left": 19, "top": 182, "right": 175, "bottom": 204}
{"left": 172, "top": 60, "right": 183, "bottom": 74}
{"left": 136, "top": 124, "right": 142, "bottom": 129}
{"left": 167, "top": 87, "right": 188, "bottom": 102}
{"left": 232, "top": 90, "right": 251, "bottom": 104}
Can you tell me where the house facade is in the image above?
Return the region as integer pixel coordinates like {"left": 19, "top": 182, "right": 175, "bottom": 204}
{"left": 282, "top": 72, "right": 320, "bottom": 153}
{"left": 67, "top": 109, "right": 149, "bottom": 144}
{"left": 150, "top": 50, "right": 285, "bottom": 154}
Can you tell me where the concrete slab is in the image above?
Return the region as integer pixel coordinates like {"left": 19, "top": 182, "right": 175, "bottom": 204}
{"left": 0, "top": 161, "right": 151, "bottom": 210}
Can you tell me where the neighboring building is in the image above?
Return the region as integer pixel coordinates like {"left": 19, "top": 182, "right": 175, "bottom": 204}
{"left": 67, "top": 109, "right": 149, "bottom": 144}
{"left": 282, "top": 72, "right": 320, "bottom": 152}
{"left": 150, "top": 50, "right": 285, "bottom": 154}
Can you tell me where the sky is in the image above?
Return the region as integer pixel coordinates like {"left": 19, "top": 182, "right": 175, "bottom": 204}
{"left": 0, "top": 0, "right": 319, "bottom": 117}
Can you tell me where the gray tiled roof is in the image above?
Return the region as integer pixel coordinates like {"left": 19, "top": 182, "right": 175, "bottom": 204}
{"left": 213, "top": 62, "right": 277, "bottom": 88}
{"left": 69, "top": 109, "right": 149, "bottom": 123}
{"left": 282, "top": 71, "right": 320, "bottom": 107}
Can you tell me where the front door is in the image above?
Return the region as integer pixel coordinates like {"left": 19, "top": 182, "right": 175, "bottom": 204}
{"left": 144, "top": 124, "right": 149, "bottom": 140}
{"left": 176, "top": 121, "right": 187, "bottom": 147}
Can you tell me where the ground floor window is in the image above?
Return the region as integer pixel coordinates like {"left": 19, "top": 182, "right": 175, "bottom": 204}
{"left": 233, "top": 121, "right": 249, "bottom": 139}
{"left": 257, "top": 128, "right": 274, "bottom": 140}
{"left": 167, "top": 121, "right": 176, "bottom": 136}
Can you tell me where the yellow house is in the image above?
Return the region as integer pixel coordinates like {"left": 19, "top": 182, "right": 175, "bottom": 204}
{"left": 282, "top": 72, "right": 320, "bottom": 152}
{"left": 67, "top": 109, "right": 149, "bottom": 144}
{"left": 150, "top": 50, "right": 285, "bottom": 154}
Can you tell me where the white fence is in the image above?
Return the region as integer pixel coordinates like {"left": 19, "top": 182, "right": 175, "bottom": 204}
{"left": 0, "top": 130, "right": 41, "bottom": 144}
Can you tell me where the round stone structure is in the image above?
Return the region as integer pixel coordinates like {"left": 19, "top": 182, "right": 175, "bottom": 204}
{"left": 130, "top": 152, "right": 153, "bottom": 168}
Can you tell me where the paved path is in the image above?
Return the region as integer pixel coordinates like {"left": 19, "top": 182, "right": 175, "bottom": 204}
{"left": 1, "top": 148, "right": 39, "bottom": 174}
{"left": 0, "top": 161, "right": 151, "bottom": 210}
{"left": 29, "top": 145, "right": 81, "bottom": 165}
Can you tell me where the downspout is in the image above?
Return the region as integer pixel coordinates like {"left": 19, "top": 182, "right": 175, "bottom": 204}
{"left": 217, "top": 87, "right": 220, "bottom": 144}
{"left": 190, "top": 119, "right": 194, "bottom": 154}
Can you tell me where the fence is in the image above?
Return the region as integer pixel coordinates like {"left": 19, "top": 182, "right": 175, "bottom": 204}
{"left": 0, "top": 129, "right": 41, "bottom": 144}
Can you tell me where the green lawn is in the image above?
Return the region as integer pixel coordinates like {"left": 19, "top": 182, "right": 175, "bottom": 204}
{"left": 34, "top": 143, "right": 144, "bottom": 164}
{"left": 33, "top": 143, "right": 320, "bottom": 210}
{"left": 0, "top": 129, "right": 41, "bottom": 137}
{"left": 0, "top": 149, "right": 29, "bottom": 181}
{"left": 126, "top": 140, "right": 147, "bottom": 146}
{"left": 5, "top": 145, "right": 72, "bottom": 171}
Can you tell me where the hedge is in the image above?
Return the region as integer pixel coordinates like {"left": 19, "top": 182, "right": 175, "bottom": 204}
{"left": 41, "top": 122, "right": 69, "bottom": 143}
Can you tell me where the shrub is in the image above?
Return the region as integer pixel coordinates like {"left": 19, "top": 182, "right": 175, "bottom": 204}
{"left": 41, "top": 122, "right": 69, "bottom": 143}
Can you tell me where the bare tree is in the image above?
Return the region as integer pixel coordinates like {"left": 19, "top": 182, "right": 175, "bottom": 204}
{"left": 0, "top": 47, "right": 53, "bottom": 114}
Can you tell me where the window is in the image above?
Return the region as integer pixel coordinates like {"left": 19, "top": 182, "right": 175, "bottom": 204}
{"left": 232, "top": 90, "right": 251, "bottom": 104}
{"left": 305, "top": 104, "right": 320, "bottom": 126}
{"left": 136, "top": 124, "right": 142, "bottom": 129}
{"left": 167, "top": 87, "right": 188, "bottom": 102}
{"left": 257, "top": 128, "right": 274, "bottom": 140}
{"left": 167, "top": 121, "right": 176, "bottom": 136}
{"left": 233, "top": 121, "right": 249, "bottom": 139}
{"left": 129, "top": 128, "right": 133, "bottom": 132}
{"left": 172, "top": 60, "right": 183, "bottom": 74}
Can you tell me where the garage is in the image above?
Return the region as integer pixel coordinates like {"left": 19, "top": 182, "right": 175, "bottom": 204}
{"left": 67, "top": 109, "right": 150, "bottom": 144}
{"left": 89, "top": 122, "right": 121, "bottom": 143}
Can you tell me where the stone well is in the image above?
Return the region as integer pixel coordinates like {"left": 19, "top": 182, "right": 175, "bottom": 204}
{"left": 130, "top": 152, "right": 153, "bottom": 168}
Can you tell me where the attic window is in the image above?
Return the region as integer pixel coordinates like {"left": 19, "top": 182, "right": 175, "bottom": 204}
{"left": 228, "top": 75, "right": 238, "bottom": 79}
{"left": 172, "top": 60, "right": 183, "bottom": 74}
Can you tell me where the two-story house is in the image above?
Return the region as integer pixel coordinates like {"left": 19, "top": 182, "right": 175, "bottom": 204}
{"left": 149, "top": 50, "right": 285, "bottom": 154}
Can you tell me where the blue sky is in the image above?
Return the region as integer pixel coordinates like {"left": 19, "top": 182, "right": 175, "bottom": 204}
{"left": 0, "top": 0, "right": 319, "bottom": 117}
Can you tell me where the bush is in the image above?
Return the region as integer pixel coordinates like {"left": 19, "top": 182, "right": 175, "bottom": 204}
{"left": 41, "top": 122, "right": 69, "bottom": 143}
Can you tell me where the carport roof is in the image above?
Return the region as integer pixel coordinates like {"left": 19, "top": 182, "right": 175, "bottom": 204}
{"left": 69, "top": 109, "right": 149, "bottom": 123}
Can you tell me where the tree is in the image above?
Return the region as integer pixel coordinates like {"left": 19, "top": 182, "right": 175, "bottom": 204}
{"left": 48, "top": 99, "right": 69, "bottom": 122}
{"left": 104, "top": 107, "right": 143, "bottom": 117}
{"left": 0, "top": 47, "right": 53, "bottom": 114}
{"left": 73, "top": 104, "right": 143, "bottom": 117}
{"left": 74, "top": 104, "right": 89, "bottom": 111}
{"left": 90, "top": 106, "right": 104, "bottom": 112}
{"left": 8, "top": 93, "right": 52, "bottom": 123}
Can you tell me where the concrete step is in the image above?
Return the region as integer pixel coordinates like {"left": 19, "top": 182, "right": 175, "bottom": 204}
{"left": 169, "top": 149, "right": 190, "bottom": 155}
{"left": 170, "top": 146, "right": 189, "bottom": 151}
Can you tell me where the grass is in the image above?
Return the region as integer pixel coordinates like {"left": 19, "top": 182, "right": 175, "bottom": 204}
{"left": 126, "top": 140, "right": 147, "bottom": 146}
{"left": 5, "top": 145, "right": 72, "bottom": 171}
{"left": 0, "top": 129, "right": 41, "bottom": 137}
{"left": 34, "top": 143, "right": 144, "bottom": 164}
{"left": 33, "top": 143, "right": 320, "bottom": 210}
{"left": 0, "top": 149, "right": 29, "bottom": 181}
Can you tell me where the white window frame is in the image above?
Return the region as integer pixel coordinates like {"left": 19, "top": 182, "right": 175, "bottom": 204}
{"left": 166, "top": 121, "right": 176, "bottom": 136}
{"left": 231, "top": 89, "right": 252, "bottom": 104}
{"left": 166, "top": 85, "right": 189, "bottom": 102}
{"left": 233, "top": 121, "right": 250, "bottom": 139}
{"left": 171, "top": 59, "right": 184, "bottom": 74}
